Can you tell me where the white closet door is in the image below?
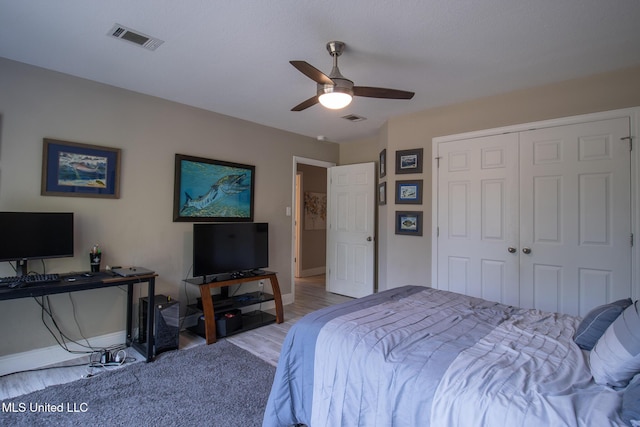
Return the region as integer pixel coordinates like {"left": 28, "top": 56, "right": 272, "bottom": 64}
{"left": 436, "top": 133, "right": 520, "bottom": 305}
{"left": 435, "top": 116, "right": 632, "bottom": 316}
{"left": 519, "top": 117, "right": 631, "bottom": 316}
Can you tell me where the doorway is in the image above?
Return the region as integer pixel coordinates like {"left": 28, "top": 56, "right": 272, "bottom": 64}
{"left": 292, "top": 157, "right": 335, "bottom": 300}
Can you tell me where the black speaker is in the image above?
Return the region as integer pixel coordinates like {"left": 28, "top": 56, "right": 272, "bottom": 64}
{"left": 139, "top": 294, "right": 179, "bottom": 356}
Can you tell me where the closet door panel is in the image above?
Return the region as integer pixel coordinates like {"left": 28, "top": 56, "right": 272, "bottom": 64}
{"left": 436, "top": 133, "right": 520, "bottom": 304}
{"left": 519, "top": 117, "right": 631, "bottom": 316}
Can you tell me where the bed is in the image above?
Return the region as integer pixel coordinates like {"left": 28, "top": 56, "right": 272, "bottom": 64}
{"left": 263, "top": 286, "right": 640, "bottom": 427}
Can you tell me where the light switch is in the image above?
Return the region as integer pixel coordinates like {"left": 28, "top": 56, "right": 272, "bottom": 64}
{"left": 286, "top": 206, "right": 292, "bottom": 216}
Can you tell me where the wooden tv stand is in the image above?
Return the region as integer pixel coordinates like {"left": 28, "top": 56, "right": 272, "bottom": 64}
{"left": 186, "top": 271, "right": 283, "bottom": 344}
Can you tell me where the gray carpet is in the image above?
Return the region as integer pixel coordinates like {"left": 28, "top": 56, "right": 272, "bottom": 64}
{"left": 2, "top": 340, "right": 276, "bottom": 426}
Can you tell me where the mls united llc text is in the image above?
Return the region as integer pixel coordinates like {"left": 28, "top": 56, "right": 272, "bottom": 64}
{"left": 2, "top": 401, "right": 89, "bottom": 413}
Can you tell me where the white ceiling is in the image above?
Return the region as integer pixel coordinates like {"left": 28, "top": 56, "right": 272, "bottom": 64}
{"left": 1, "top": 1, "right": 639, "bottom": 143}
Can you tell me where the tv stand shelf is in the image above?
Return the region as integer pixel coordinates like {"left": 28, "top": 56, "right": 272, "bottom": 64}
{"left": 210, "top": 290, "right": 275, "bottom": 310}
{"left": 184, "top": 271, "right": 283, "bottom": 344}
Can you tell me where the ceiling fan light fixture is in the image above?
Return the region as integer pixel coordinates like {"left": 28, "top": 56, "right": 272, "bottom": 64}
{"left": 319, "top": 92, "right": 353, "bottom": 109}
{"left": 290, "top": 40, "right": 415, "bottom": 112}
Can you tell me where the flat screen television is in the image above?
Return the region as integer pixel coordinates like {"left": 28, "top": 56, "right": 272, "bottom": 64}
{"left": 0, "top": 212, "right": 75, "bottom": 275}
{"left": 193, "top": 222, "right": 268, "bottom": 278}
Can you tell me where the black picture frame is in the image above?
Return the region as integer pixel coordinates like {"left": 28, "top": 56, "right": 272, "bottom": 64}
{"left": 41, "top": 138, "right": 121, "bottom": 198}
{"left": 395, "top": 179, "right": 423, "bottom": 204}
{"left": 378, "top": 182, "right": 387, "bottom": 206}
{"left": 173, "top": 154, "right": 255, "bottom": 222}
{"left": 379, "top": 149, "right": 387, "bottom": 178}
{"left": 395, "top": 210, "right": 423, "bottom": 236}
{"left": 395, "top": 148, "right": 423, "bottom": 174}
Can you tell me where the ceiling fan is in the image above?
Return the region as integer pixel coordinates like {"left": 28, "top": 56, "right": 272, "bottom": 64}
{"left": 290, "top": 41, "right": 415, "bottom": 111}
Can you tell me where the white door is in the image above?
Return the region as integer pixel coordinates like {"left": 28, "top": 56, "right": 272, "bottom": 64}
{"left": 519, "top": 118, "right": 631, "bottom": 316}
{"left": 435, "top": 117, "right": 632, "bottom": 316}
{"left": 326, "top": 162, "right": 376, "bottom": 298}
{"left": 435, "top": 133, "right": 520, "bottom": 305}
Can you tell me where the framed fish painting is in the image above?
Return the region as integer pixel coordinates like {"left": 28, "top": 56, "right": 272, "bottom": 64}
{"left": 41, "top": 138, "right": 121, "bottom": 198}
{"left": 173, "top": 154, "right": 255, "bottom": 222}
{"left": 395, "top": 148, "right": 423, "bottom": 174}
{"left": 395, "top": 179, "right": 423, "bottom": 204}
{"left": 395, "top": 210, "right": 423, "bottom": 236}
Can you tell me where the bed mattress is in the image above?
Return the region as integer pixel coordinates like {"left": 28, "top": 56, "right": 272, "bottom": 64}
{"left": 263, "top": 286, "right": 624, "bottom": 427}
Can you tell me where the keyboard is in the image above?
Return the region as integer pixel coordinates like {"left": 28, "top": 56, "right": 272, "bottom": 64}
{"left": 0, "top": 273, "right": 61, "bottom": 288}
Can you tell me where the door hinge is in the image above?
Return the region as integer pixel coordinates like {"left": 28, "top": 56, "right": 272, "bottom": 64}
{"left": 621, "top": 136, "right": 633, "bottom": 151}
{"left": 437, "top": 226, "right": 440, "bottom": 237}
{"left": 435, "top": 157, "right": 442, "bottom": 168}
{"left": 631, "top": 233, "right": 634, "bottom": 247}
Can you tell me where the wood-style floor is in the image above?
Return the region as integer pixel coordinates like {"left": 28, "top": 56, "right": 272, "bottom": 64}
{"left": 0, "top": 275, "right": 350, "bottom": 400}
{"left": 227, "top": 274, "right": 351, "bottom": 366}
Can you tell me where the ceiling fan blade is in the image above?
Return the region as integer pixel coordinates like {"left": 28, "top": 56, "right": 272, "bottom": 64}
{"left": 291, "top": 95, "right": 319, "bottom": 111}
{"left": 353, "top": 86, "right": 415, "bottom": 100}
{"left": 290, "top": 61, "right": 334, "bottom": 85}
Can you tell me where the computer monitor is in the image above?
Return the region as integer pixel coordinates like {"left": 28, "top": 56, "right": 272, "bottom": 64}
{"left": 0, "top": 212, "right": 74, "bottom": 275}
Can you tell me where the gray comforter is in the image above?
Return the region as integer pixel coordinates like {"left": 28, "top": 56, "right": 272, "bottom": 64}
{"left": 262, "top": 286, "right": 623, "bottom": 427}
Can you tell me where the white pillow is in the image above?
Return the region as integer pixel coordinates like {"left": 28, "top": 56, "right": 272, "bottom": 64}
{"left": 590, "top": 300, "right": 640, "bottom": 387}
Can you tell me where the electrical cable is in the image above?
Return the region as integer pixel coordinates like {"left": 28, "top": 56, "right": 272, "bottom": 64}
{"left": 35, "top": 295, "right": 90, "bottom": 355}
{"left": 34, "top": 294, "right": 129, "bottom": 356}
{"left": 0, "top": 360, "right": 90, "bottom": 379}
{"left": 42, "top": 295, "right": 90, "bottom": 352}
{"left": 179, "top": 264, "right": 196, "bottom": 331}
{"left": 68, "top": 293, "right": 93, "bottom": 350}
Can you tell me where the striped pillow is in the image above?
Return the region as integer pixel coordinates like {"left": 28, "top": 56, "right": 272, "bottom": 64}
{"left": 590, "top": 301, "right": 640, "bottom": 387}
{"left": 574, "top": 298, "right": 632, "bottom": 350}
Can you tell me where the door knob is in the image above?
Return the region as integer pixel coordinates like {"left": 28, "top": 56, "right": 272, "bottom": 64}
{"left": 522, "top": 247, "right": 532, "bottom": 254}
{"left": 507, "top": 247, "right": 517, "bottom": 253}
{"left": 367, "top": 236, "right": 373, "bottom": 242}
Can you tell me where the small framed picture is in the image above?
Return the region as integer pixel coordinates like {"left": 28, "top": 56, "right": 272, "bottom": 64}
{"left": 395, "top": 148, "right": 423, "bottom": 174}
{"left": 378, "top": 182, "right": 387, "bottom": 206}
{"left": 395, "top": 180, "right": 423, "bottom": 204}
{"left": 395, "top": 211, "right": 423, "bottom": 236}
{"left": 379, "top": 149, "right": 387, "bottom": 178}
{"left": 41, "top": 138, "right": 121, "bottom": 198}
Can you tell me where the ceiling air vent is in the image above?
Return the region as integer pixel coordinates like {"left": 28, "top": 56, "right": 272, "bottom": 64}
{"left": 108, "top": 24, "right": 164, "bottom": 51}
{"left": 341, "top": 114, "right": 366, "bottom": 122}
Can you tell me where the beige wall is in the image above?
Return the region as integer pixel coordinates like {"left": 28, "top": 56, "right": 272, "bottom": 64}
{"left": 338, "top": 136, "right": 378, "bottom": 165}
{"left": 376, "top": 65, "right": 640, "bottom": 291}
{"left": 0, "top": 58, "right": 338, "bottom": 357}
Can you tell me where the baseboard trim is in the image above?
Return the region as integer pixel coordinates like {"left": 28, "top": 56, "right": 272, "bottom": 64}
{"left": 0, "top": 330, "right": 126, "bottom": 376}
{"left": 281, "top": 292, "right": 294, "bottom": 306}
{"left": 299, "top": 267, "right": 325, "bottom": 277}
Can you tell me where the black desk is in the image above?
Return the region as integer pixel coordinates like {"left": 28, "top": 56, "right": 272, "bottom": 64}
{"left": 0, "top": 271, "right": 157, "bottom": 362}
